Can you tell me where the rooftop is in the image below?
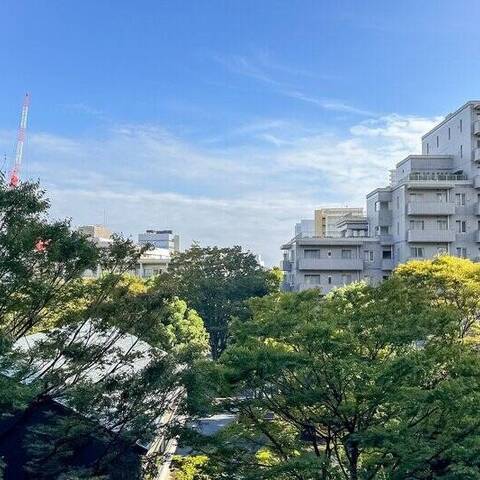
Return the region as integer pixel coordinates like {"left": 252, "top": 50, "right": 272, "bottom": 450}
{"left": 421, "top": 101, "right": 480, "bottom": 139}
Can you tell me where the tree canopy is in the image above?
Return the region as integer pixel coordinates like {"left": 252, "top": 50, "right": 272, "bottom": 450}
{"left": 155, "top": 244, "right": 281, "bottom": 358}
{"left": 183, "top": 271, "right": 480, "bottom": 480}
{"left": 0, "top": 179, "right": 209, "bottom": 479}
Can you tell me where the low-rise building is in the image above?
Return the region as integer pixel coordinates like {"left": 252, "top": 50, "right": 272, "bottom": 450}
{"left": 79, "top": 225, "right": 172, "bottom": 279}
{"left": 281, "top": 100, "right": 480, "bottom": 293}
{"left": 138, "top": 230, "right": 180, "bottom": 253}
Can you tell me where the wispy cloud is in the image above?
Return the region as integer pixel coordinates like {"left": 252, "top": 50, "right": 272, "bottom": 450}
{"left": 212, "top": 52, "right": 373, "bottom": 116}
{"left": 0, "top": 111, "right": 439, "bottom": 266}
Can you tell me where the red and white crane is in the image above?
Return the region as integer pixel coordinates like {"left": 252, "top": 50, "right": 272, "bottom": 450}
{"left": 9, "top": 93, "right": 30, "bottom": 187}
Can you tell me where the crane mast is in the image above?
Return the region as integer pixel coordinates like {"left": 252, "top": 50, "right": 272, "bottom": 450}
{"left": 9, "top": 93, "right": 30, "bottom": 187}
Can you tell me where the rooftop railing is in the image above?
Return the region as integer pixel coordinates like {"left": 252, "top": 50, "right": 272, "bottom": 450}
{"left": 403, "top": 172, "right": 468, "bottom": 182}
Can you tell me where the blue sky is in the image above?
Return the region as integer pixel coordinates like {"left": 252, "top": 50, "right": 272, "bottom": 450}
{"left": 1, "top": 1, "right": 479, "bottom": 265}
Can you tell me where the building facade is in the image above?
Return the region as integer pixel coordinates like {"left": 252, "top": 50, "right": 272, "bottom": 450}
{"left": 138, "top": 229, "right": 180, "bottom": 253}
{"left": 79, "top": 225, "right": 172, "bottom": 279}
{"left": 281, "top": 101, "right": 480, "bottom": 294}
{"left": 314, "top": 207, "right": 364, "bottom": 237}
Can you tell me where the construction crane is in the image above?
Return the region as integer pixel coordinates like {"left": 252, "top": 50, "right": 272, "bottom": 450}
{"left": 9, "top": 93, "right": 30, "bottom": 187}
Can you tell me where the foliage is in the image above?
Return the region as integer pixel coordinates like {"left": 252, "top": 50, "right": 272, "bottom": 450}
{"left": 395, "top": 255, "right": 480, "bottom": 339}
{"left": 155, "top": 244, "right": 280, "bottom": 359}
{"left": 171, "top": 454, "right": 210, "bottom": 480}
{"left": 184, "top": 273, "right": 480, "bottom": 480}
{"left": 0, "top": 179, "right": 209, "bottom": 479}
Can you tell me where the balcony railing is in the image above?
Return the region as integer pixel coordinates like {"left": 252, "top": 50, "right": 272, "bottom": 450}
{"left": 298, "top": 258, "right": 364, "bottom": 271}
{"left": 381, "top": 259, "right": 395, "bottom": 270}
{"left": 280, "top": 259, "right": 292, "bottom": 272}
{"left": 407, "top": 201, "right": 456, "bottom": 216}
{"left": 474, "top": 120, "right": 480, "bottom": 135}
{"left": 407, "top": 229, "right": 456, "bottom": 243}
{"left": 474, "top": 149, "right": 480, "bottom": 162}
{"left": 405, "top": 172, "right": 468, "bottom": 182}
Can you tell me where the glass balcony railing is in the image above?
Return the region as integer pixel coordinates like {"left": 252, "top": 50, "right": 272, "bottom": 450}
{"left": 406, "top": 172, "right": 468, "bottom": 182}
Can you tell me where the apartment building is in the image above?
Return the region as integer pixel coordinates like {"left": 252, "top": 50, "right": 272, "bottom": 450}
{"left": 281, "top": 101, "right": 480, "bottom": 294}
{"left": 79, "top": 224, "right": 172, "bottom": 279}
{"left": 314, "top": 207, "right": 364, "bottom": 237}
{"left": 138, "top": 229, "right": 180, "bottom": 253}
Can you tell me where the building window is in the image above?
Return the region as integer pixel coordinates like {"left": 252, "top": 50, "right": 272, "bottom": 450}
{"left": 456, "top": 220, "right": 467, "bottom": 233}
{"left": 396, "top": 196, "right": 399, "bottom": 209}
{"left": 410, "top": 247, "right": 424, "bottom": 258}
{"left": 436, "top": 135, "right": 439, "bottom": 147}
{"left": 341, "top": 249, "right": 352, "bottom": 259}
{"left": 436, "top": 192, "right": 446, "bottom": 203}
{"left": 437, "top": 246, "right": 447, "bottom": 255}
{"left": 305, "top": 275, "right": 321, "bottom": 285}
{"left": 364, "top": 250, "right": 374, "bottom": 262}
{"left": 304, "top": 249, "right": 321, "bottom": 259}
{"left": 409, "top": 192, "right": 424, "bottom": 201}
{"left": 460, "top": 144, "right": 463, "bottom": 158}
{"left": 426, "top": 143, "right": 429, "bottom": 154}
{"left": 327, "top": 276, "right": 332, "bottom": 285}
{"left": 380, "top": 226, "right": 389, "bottom": 235}
{"left": 397, "top": 222, "right": 400, "bottom": 235}
{"left": 460, "top": 119, "right": 463, "bottom": 132}
{"left": 375, "top": 201, "right": 388, "bottom": 211}
{"left": 456, "top": 247, "right": 467, "bottom": 258}
{"left": 448, "top": 127, "right": 451, "bottom": 140}
{"left": 409, "top": 220, "right": 425, "bottom": 230}
{"left": 455, "top": 193, "right": 466, "bottom": 206}
{"left": 437, "top": 218, "right": 448, "bottom": 230}
{"left": 342, "top": 273, "right": 352, "bottom": 284}
{"left": 382, "top": 250, "right": 392, "bottom": 259}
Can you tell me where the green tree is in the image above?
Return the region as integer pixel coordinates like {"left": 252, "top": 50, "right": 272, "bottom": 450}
{"left": 395, "top": 255, "right": 480, "bottom": 339}
{"left": 155, "top": 244, "right": 280, "bottom": 359}
{"left": 0, "top": 179, "right": 209, "bottom": 479}
{"left": 184, "top": 276, "right": 480, "bottom": 480}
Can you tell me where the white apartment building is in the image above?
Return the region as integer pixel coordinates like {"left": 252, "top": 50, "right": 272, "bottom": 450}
{"left": 281, "top": 101, "right": 480, "bottom": 294}
{"left": 138, "top": 230, "right": 180, "bottom": 253}
{"left": 79, "top": 225, "right": 172, "bottom": 279}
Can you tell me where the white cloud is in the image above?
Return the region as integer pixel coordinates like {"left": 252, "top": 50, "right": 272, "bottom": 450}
{"left": 0, "top": 112, "right": 440, "bottom": 266}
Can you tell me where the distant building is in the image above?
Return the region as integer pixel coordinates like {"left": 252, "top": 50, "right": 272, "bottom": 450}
{"left": 314, "top": 208, "right": 364, "bottom": 238}
{"left": 281, "top": 100, "right": 480, "bottom": 294}
{"left": 78, "top": 225, "right": 172, "bottom": 279}
{"left": 138, "top": 230, "right": 180, "bottom": 253}
{"left": 294, "top": 219, "right": 315, "bottom": 238}
{"left": 78, "top": 224, "right": 112, "bottom": 247}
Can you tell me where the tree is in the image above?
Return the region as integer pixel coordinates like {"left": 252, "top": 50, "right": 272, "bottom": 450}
{"left": 0, "top": 179, "right": 210, "bottom": 479}
{"left": 394, "top": 255, "right": 480, "bottom": 339}
{"left": 184, "top": 275, "right": 480, "bottom": 480}
{"left": 155, "top": 244, "right": 281, "bottom": 359}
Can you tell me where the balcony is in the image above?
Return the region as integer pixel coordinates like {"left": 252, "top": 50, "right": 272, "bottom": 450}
{"left": 474, "top": 120, "right": 480, "bottom": 135}
{"left": 373, "top": 209, "right": 392, "bottom": 225}
{"left": 474, "top": 148, "right": 480, "bottom": 162}
{"left": 407, "top": 229, "right": 456, "bottom": 243}
{"left": 280, "top": 259, "right": 292, "bottom": 272}
{"left": 474, "top": 176, "right": 480, "bottom": 189}
{"left": 407, "top": 201, "right": 455, "bottom": 216}
{"left": 379, "top": 234, "right": 393, "bottom": 245}
{"left": 298, "top": 258, "right": 364, "bottom": 271}
{"left": 403, "top": 172, "right": 468, "bottom": 189}
{"left": 298, "top": 283, "right": 337, "bottom": 294}
{"left": 381, "top": 259, "right": 395, "bottom": 270}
